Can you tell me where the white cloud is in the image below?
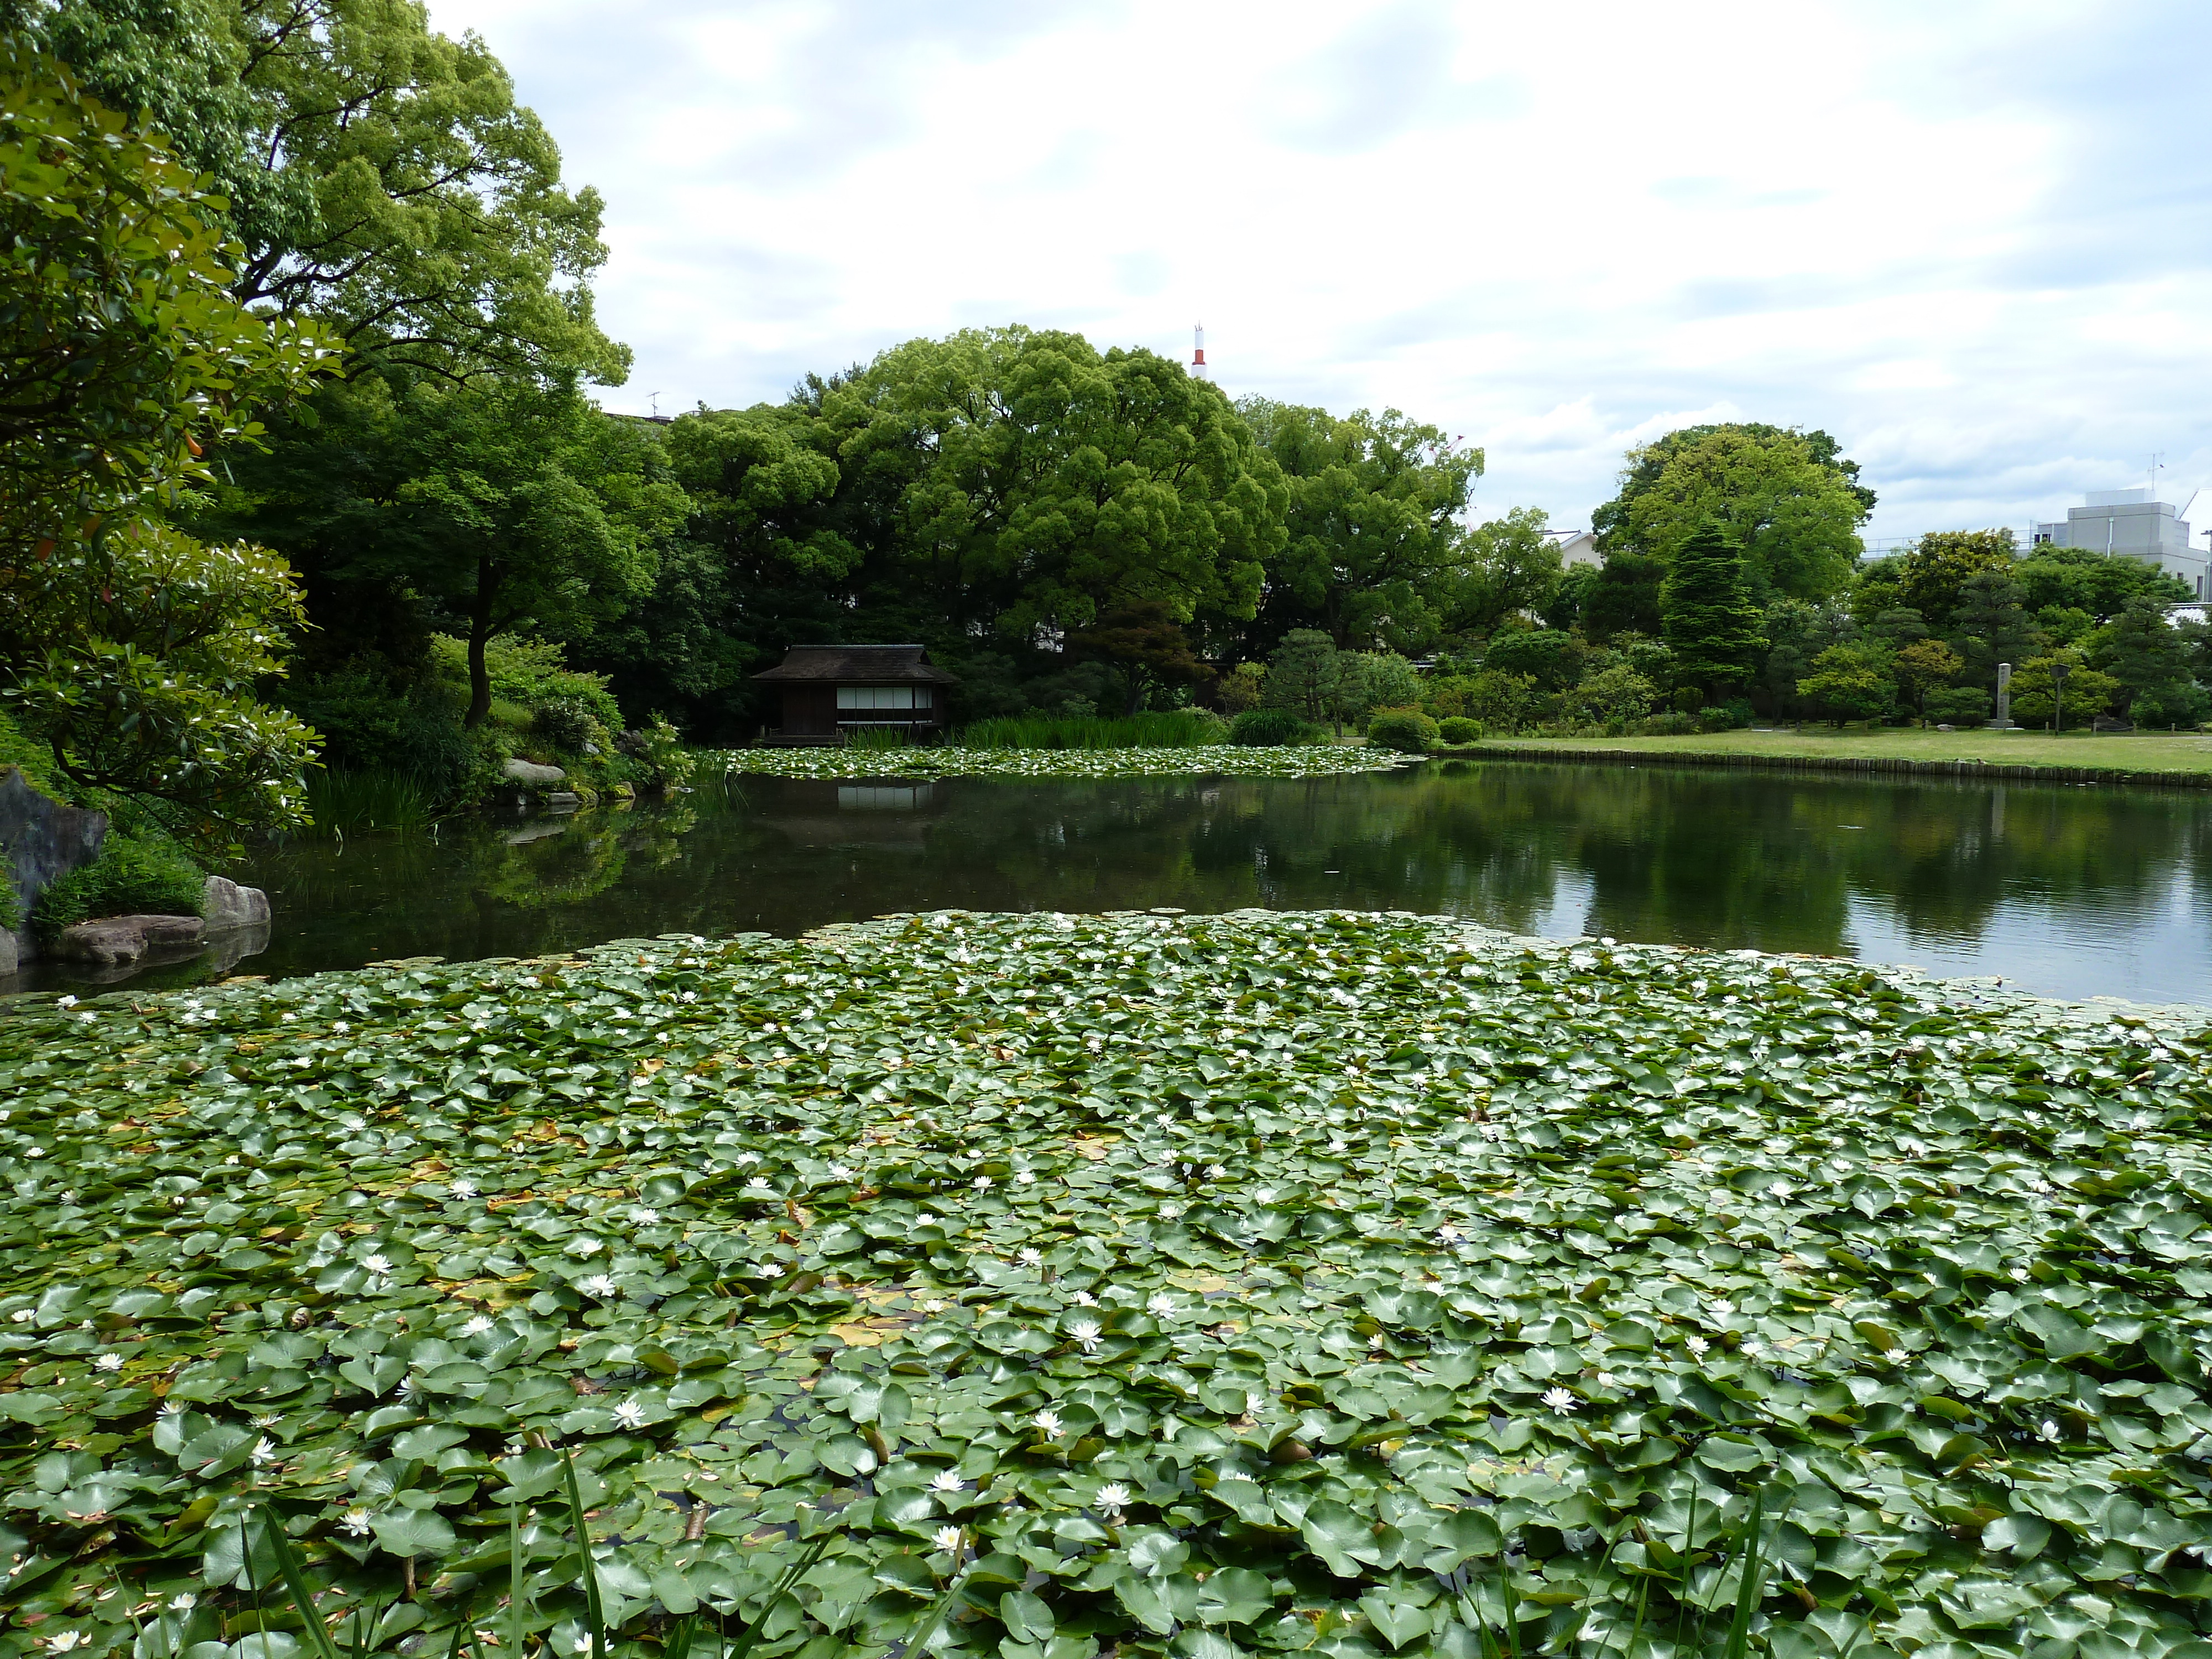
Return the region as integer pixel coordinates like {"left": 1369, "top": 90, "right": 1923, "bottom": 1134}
{"left": 426, "top": 0, "right": 2212, "bottom": 547}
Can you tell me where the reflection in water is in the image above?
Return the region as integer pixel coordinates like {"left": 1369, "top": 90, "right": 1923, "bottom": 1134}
{"left": 13, "top": 760, "right": 2212, "bottom": 1003}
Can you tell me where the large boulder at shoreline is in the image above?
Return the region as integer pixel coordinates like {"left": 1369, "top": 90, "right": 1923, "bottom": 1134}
{"left": 53, "top": 913, "right": 205, "bottom": 966}
{"left": 502, "top": 758, "right": 565, "bottom": 786}
{"left": 0, "top": 766, "right": 107, "bottom": 962}
{"left": 202, "top": 875, "right": 270, "bottom": 931}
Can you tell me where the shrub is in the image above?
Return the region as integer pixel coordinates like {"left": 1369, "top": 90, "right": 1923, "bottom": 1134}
{"left": 1365, "top": 707, "right": 1439, "bottom": 753}
{"left": 2128, "top": 681, "right": 2209, "bottom": 730}
{"left": 1230, "top": 707, "right": 1321, "bottom": 747}
{"left": 1700, "top": 700, "right": 1754, "bottom": 732}
{"left": 1559, "top": 663, "right": 1658, "bottom": 726}
{"left": 531, "top": 697, "right": 604, "bottom": 753}
{"left": 33, "top": 832, "right": 205, "bottom": 941}
{"left": 1637, "top": 710, "right": 1700, "bottom": 735}
{"left": 1923, "top": 685, "right": 1992, "bottom": 725}
{"left": 615, "top": 717, "right": 696, "bottom": 789}
{"left": 1437, "top": 716, "right": 1484, "bottom": 745}
{"left": 429, "top": 634, "right": 625, "bottom": 735}
{"left": 280, "top": 662, "right": 474, "bottom": 803}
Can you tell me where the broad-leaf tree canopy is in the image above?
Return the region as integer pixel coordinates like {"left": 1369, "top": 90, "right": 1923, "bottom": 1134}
{"left": 1594, "top": 423, "right": 1870, "bottom": 601}
{"left": 1, "top": 41, "right": 337, "bottom": 841}
{"left": 1235, "top": 398, "right": 1484, "bottom": 653}
{"left": 27, "top": 0, "right": 625, "bottom": 380}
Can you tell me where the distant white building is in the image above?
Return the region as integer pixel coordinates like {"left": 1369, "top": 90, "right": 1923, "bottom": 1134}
{"left": 1548, "top": 529, "right": 1603, "bottom": 569}
{"left": 2034, "top": 489, "right": 2208, "bottom": 599}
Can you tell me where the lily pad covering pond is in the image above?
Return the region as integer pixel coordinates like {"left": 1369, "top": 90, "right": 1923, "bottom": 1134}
{"left": 4, "top": 911, "right": 2211, "bottom": 1659}
{"left": 711, "top": 745, "right": 1406, "bottom": 781}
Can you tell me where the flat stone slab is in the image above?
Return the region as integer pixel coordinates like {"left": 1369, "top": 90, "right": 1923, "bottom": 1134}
{"left": 502, "top": 759, "right": 566, "bottom": 786}
{"left": 55, "top": 914, "right": 205, "bottom": 966}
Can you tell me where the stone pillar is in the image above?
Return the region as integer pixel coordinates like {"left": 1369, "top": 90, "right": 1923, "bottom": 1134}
{"left": 1990, "top": 662, "right": 2013, "bottom": 729}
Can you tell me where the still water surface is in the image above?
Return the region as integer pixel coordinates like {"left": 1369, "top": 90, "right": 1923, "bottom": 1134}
{"left": 23, "top": 760, "right": 2212, "bottom": 1003}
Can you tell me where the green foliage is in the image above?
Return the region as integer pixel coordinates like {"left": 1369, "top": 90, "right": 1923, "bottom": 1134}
{"left": 1, "top": 44, "right": 337, "bottom": 845}
{"left": 1364, "top": 707, "right": 1438, "bottom": 753}
{"left": 1595, "top": 425, "right": 1869, "bottom": 600}
{"left": 615, "top": 717, "right": 695, "bottom": 791}
{"left": 281, "top": 659, "right": 475, "bottom": 801}
{"left": 1579, "top": 549, "right": 1665, "bottom": 641}
{"left": 29, "top": 0, "right": 628, "bottom": 381}
{"left": 1437, "top": 715, "right": 1484, "bottom": 744}
{"left": 1950, "top": 569, "right": 2042, "bottom": 689}
{"left": 1868, "top": 530, "right": 2019, "bottom": 629}
{"left": 1068, "top": 600, "right": 1212, "bottom": 715}
{"left": 1237, "top": 398, "right": 1485, "bottom": 653}
{"left": 9, "top": 912, "right": 2212, "bottom": 1659}
{"left": 2128, "top": 680, "right": 2208, "bottom": 730}
{"left": 1922, "top": 684, "right": 1992, "bottom": 724}
{"left": 30, "top": 829, "right": 203, "bottom": 939}
{"left": 1229, "top": 707, "right": 1323, "bottom": 747}
{"left": 1796, "top": 641, "right": 1897, "bottom": 724}
{"left": 0, "top": 849, "right": 17, "bottom": 932}
{"left": 1892, "top": 637, "right": 1964, "bottom": 722}
{"left": 1260, "top": 629, "right": 1343, "bottom": 722}
{"left": 718, "top": 742, "right": 1392, "bottom": 778}
{"left": 1481, "top": 628, "right": 1580, "bottom": 691}
{"left": 1559, "top": 662, "right": 1658, "bottom": 727}
{"left": 1214, "top": 661, "right": 1267, "bottom": 714}
{"left": 1427, "top": 667, "right": 1542, "bottom": 733}
{"left": 1660, "top": 525, "right": 1765, "bottom": 696}
{"left": 2016, "top": 544, "right": 2190, "bottom": 622}
{"left": 530, "top": 697, "right": 604, "bottom": 754}
{"left": 300, "top": 766, "right": 440, "bottom": 837}
{"left": 958, "top": 712, "right": 1224, "bottom": 750}
{"left": 2097, "top": 598, "right": 2195, "bottom": 702}
{"left": 2008, "top": 653, "right": 2119, "bottom": 729}
{"left": 428, "top": 635, "right": 625, "bottom": 740}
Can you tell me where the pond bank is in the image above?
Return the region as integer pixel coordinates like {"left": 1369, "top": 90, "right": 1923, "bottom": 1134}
{"left": 1469, "top": 739, "right": 2212, "bottom": 792}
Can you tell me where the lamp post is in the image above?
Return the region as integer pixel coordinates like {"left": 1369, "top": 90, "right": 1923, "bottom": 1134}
{"left": 2051, "top": 660, "right": 2071, "bottom": 732}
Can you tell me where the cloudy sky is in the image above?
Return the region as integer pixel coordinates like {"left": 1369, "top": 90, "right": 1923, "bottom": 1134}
{"left": 426, "top": 0, "right": 2212, "bottom": 549}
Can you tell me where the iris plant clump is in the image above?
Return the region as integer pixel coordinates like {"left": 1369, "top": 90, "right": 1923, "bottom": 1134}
{"left": 2, "top": 910, "right": 2211, "bottom": 1659}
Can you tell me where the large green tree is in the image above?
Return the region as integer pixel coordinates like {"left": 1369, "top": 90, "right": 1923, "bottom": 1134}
{"left": 1856, "top": 530, "right": 2018, "bottom": 630}
{"left": 1949, "top": 569, "right": 2042, "bottom": 690}
{"left": 209, "top": 372, "right": 685, "bottom": 726}
{"left": 26, "top": 0, "right": 625, "bottom": 380}
{"left": 1, "top": 42, "right": 336, "bottom": 841}
{"left": 1235, "top": 398, "right": 1483, "bottom": 653}
{"left": 1659, "top": 525, "right": 1765, "bottom": 700}
{"left": 1594, "top": 424, "right": 1869, "bottom": 601}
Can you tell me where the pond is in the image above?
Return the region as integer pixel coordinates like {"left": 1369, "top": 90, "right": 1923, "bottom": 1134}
{"left": 13, "top": 758, "right": 2212, "bottom": 1004}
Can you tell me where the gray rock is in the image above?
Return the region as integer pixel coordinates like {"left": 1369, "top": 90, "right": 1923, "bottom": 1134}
{"left": 502, "top": 758, "right": 566, "bottom": 786}
{"left": 546, "top": 791, "right": 582, "bottom": 813}
{"left": 203, "top": 875, "right": 271, "bottom": 931}
{"left": 0, "top": 929, "right": 15, "bottom": 976}
{"left": 54, "top": 914, "right": 205, "bottom": 966}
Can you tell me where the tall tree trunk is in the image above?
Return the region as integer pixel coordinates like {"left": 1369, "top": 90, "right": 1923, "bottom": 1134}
{"left": 463, "top": 559, "right": 499, "bottom": 729}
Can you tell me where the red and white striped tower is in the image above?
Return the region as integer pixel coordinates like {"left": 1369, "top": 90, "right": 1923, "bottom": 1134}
{"left": 1191, "top": 322, "right": 1208, "bottom": 380}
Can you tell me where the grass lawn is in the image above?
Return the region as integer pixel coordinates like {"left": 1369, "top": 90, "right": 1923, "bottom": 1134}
{"left": 1479, "top": 726, "right": 2212, "bottom": 775}
{"left": 4, "top": 912, "right": 2211, "bottom": 1657}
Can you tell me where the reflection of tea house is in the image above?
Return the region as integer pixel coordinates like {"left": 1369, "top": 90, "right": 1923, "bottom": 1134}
{"left": 752, "top": 644, "right": 959, "bottom": 744}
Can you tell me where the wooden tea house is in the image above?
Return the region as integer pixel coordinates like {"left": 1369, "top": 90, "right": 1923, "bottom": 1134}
{"left": 752, "top": 644, "right": 958, "bottom": 744}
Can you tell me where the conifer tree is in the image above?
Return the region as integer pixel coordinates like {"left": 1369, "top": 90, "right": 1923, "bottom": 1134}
{"left": 1658, "top": 523, "right": 1765, "bottom": 702}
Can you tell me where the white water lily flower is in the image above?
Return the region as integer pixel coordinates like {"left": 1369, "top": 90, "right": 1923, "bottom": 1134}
{"left": 1541, "top": 1387, "right": 1578, "bottom": 1414}
{"left": 1255, "top": 1189, "right": 1277, "bottom": 1204}
{"left": 56, "top": 995, "right": 76, "bottom": 1009}
{"left": 168, "top": 1594, "right": 197, "bottom": 1612}
{"left": 254, "top": 1413, "right": 280, "bottom": 1428}
{"left": 1147, "top": 1293, "right": 1176, "bottom": 1317}
{"left": 922, "top": 1299, "right": 946, "bottom": 1314}
{"left": 361, "top": 1253, "right": 393, "bottom": 1275}
{"left": 1596, "top": 1372, "right": 1618, "bottom": 1389}
{"left": 1071, "top": 1290, "right": 1098, "bottom": 1307}
{"left": 973, "top": 1175, "right": 992, "bottom": 1190}
{"left": 1016, "top": 1170, "right": 1037, "bottom": 1185}
{"left": 397, "top": 1375, "right": 421, "bottom": 1397}
{"left": 94, "top": 1352, "right": 124, "bottom": 1372}
{"left": 251, "top": 1436, "right": 280, "bottom": 1467}
{"left": 1206, "top": 1165, "right": 1227, "bottom": 1180}
{"left": 341, "top": 1507, "right": 374, "bottom": 1537}
{"left": 1018, "top": 1247, "right": 1044, "bottom": 1266}
{"left": 158, "top": 1400, "right": 184, "bottom": 1417}
{"left": 930, "top": 1470, "right": 965, "bottom": 1493}
{"left": 451, "top": 1178, "right": 478, "bottom": 1198}
{"left": 1033, "top": 1409, "right": 1064, "bottom": 1436}
{"left": 746, "top": 1176, "right": 771, "bottom": 1191}
{"left": 1095, "top": 1483, "right": 1131, "bottom": 1517}
{"left": 46, "top": 1631, "right": 86, "bottom": 1652}
{"left": 1368, "top": 1333, "right": 1387, "bottom": 1350}
{"left": 1070, "top": 1319, "right": 1103, "bottom": 1352}
{"left": 333, "top": 1020, "right": 349, "bottom": 1033}
{"left": 613, "top": 1399, "right": 649, "bottom": 1430}
{"left": 580, "top": 1274, "right": 619, "bottom": 1298}
{"left": 462, "top": 1315, "right": 495, "bottom": 1337}
{"left": 79, "top": 1012, "right": 96, "bottom": 1024}
{"left": 1685, "top": 1335, "right": 1710, "bottom": 1357}
{"left": 2039, "top": 1420, "right": 2061, "bottom": 1441}
{"left": 933, "top": 1526, "right": 964, "bottom": 1553}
